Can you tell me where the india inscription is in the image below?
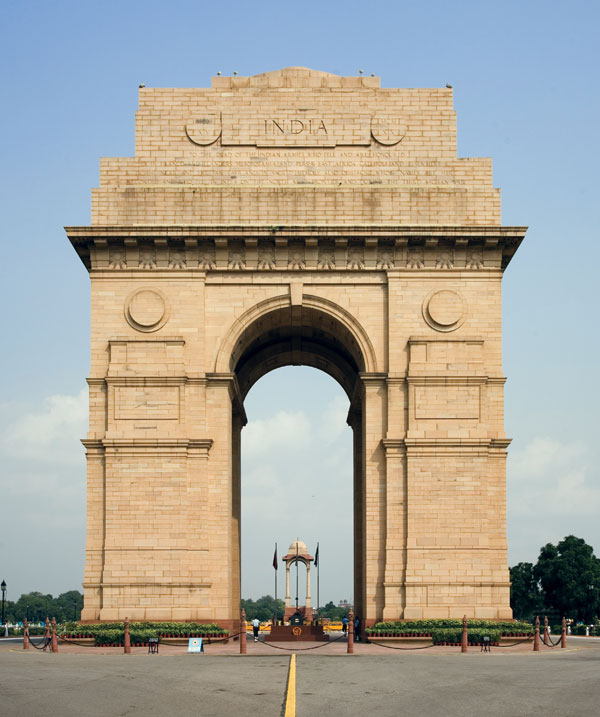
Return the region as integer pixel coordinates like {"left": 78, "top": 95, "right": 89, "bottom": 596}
{"left": 68, "top": 67, "right": 525, "bottom": 629}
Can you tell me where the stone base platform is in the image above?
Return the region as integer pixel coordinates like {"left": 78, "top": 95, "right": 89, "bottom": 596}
{"left": 265, "top": 625, "right": 328, "bottom": 642}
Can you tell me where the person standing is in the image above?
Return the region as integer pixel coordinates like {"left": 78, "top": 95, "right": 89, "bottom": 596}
{"left": 252, "top": 617, "right": 260, "bottom": 642}
{"left": 354, "top": 616, "right": 361, "bottom": 642}
{"left": 342, "top": 616, "right": 348, "bottom": 634}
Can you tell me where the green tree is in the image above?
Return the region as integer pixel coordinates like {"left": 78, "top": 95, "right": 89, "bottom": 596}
{"left": 509, "top": 562, "right": 542, "bottom": 620}
{"left": 318, "top": 601, "right": 349, "bottom": 621}
{"left": 241, "top": 595, "right": 284, "bottom": 622}
{"left": 534, "top": 536, "right": 600, "bottom": 623}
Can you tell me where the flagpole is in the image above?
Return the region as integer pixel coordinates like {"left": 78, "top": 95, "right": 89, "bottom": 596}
{"left": 295, "top": 541, "right": 299, "bottom": 610}
{"left": 274, "top": 542, "right": 278, "bottom": 625}
{"left": 317, "top": 542, "right": 320, "bottom": 622}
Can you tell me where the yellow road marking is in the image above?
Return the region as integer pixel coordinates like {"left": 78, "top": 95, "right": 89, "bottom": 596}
{"left": 284, "top": 653, "right": 296, "bottom": 717}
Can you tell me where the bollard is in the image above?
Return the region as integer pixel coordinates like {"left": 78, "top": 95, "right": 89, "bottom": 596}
{"left": 240, "top": 608, "right": 247, "bottom": 654}
{"left": 23, "top": 618, "right": 29, "bottom": 650}
{"left": 347, "top": 608, "right": 354, "bottom": 654}
{"left": 534, "top": 616, "right": 540, "bottom": 652}
{"left": 561, "top": 617, "right": 567, "bottom": 648}
{"left": 51, "top": 617, "right": 58, "bottom": 653}
{"left": 543, "top": 615, "right": 550, "bottom": 646}
{"left": 461, "top": 615, "right": 468, "bottom": 653}
{"left": 124, "top": 617, "right": 131, "bottom": 654}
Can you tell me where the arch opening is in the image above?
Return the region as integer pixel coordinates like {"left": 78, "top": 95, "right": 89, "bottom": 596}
{"left": 229, "top": 304, "right": 368, "bottom": 621}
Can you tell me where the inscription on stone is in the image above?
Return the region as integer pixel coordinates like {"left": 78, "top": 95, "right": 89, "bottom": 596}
{"left": 221, "top": 112, "right": 372, "bottom": 147}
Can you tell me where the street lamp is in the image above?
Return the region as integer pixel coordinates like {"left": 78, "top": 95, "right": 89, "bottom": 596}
{"left": 1, "top": 580, "right": 6, "bottom": 627}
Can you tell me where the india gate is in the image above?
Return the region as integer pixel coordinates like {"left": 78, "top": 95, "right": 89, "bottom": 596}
{"left": 67, "top": 67, "right": 524, "bottom": 628}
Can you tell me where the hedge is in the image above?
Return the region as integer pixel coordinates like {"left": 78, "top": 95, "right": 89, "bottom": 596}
{"left": 365, "top": 619, "right": 534, "bottom": 637}
{"left": 61, "top": 621, "right": 228, "bottom": 645}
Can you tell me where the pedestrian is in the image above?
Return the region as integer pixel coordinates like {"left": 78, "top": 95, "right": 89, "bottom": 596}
{"left": 342, "top": 616, "right": 348, "bottom": 634}
{"left": 252, "top": 617, "right": 260, "bottom": 642}
{"left": 354, "top": 616, "right": 361, "bottom": 642}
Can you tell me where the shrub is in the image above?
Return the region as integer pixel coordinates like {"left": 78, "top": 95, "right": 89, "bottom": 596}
{"left": 365, "top": 619, "right": 533, "bottom": 637}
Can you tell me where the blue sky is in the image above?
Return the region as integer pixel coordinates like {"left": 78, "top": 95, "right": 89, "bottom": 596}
{"left": 0, "top": 0, "right": 598, "bottom": 606}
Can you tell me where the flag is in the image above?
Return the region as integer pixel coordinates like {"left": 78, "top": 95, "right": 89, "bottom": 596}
{"left": 315, "top": 543, "right": 319, "bottom": 567}
{"left": 273, "top": 544, "right": 278, "bottom": 570}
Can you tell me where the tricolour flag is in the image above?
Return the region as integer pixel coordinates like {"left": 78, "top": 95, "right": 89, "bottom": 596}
{"left": 315, "top": 543, "right": 319, "bottom": 567}
{"left": 273, "top": 544, "right": 278, "bottom": 570}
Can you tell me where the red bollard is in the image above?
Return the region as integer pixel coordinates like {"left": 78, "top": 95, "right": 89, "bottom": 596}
{"left": 561, "top": 617, "right": 567, "bottom": 648}
{"left": 533, "top": 616, "right": 540, "bottom": 652}
{"left": 543, "top": 615, "right": 550, "bottom": 646}
{"left": 347, "top": 609, "right": 354, "bottom": 654}
{"left": 23, "top": 618, "right": 29, "bottom": 650}
{"left": 461, "top": 615, "right": 468, "bottom": 653}
{"left": 51, "top": 617, "right": 58, "bottom": 653}
{"left": 124, "top": 617, "right": 131, "bottom": 654}
{"left": 240, "top": 608, "right": 247, "bottom": 654}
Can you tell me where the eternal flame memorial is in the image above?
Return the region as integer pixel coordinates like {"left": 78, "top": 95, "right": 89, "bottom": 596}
{"left": 67, "top": 67, "right": 525, "bottom": 629}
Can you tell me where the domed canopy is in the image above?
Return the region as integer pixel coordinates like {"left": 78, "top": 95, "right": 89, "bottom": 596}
{"left": 283, "top": 538, "right": 314, "bottom": 563}
{"left": 288, "top": 538, "right": 308, "bottom": 554}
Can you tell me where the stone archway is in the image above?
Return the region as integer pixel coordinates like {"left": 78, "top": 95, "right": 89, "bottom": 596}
{"left": 68, "top": 67, "right": 524, "bottom": 628}
{"left": 220, "top": 298, "right": 380, "bottom": 623}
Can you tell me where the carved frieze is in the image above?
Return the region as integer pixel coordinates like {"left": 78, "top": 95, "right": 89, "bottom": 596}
{"left": 317, "top": 240, "right": 335, "bottom": 269}
{"left": 407, "top": 246, "right": 424, "bottom": 269}
{"left": 257, "top": 239, "right": 276, "bottom": 270}
{"left": 287, "top": 240, "right": 305, "bottom": 270}
{"left": 108, "top": 245, "right": 126, "bottom": 269}
{"left": 376, "top": 242, "right": 395, "bottom": 269}
{"left": 228, "top": 240, "right": 246, "bottom": 270}
{"left": 347, "top": 242, "right": 364, "bottom": 270}
{"left": 198, "top": 241, "right": 216, "bottom": 270}
{"left": 168, "top": 246, "right": 186, "bottom": 269}
{"left": 436, "top": 249, "right": 454, "bottom": 269}
{"left": 138, "top": 244, "right": 157, "bottom": 269}
{"left": 69, "top": 228, "right": 525, "bottom": 273}
{"left": 466, "top": 247, "right": 484, "bottom": 269}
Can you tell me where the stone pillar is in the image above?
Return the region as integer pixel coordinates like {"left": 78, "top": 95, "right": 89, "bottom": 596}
{"left": 360, "top": 373, "right": 387, "bottom": 626}
{"left": 285, "top": 563, "right": 291, "bottom": 607}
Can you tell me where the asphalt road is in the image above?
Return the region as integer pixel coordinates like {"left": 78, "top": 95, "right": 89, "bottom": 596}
{"left": 1, "top": 638, "right": 599, "bottom": 716}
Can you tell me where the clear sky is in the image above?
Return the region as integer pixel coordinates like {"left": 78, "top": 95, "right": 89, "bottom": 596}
{"left": 1, "top": 0, "right": 598, "bottom": 607}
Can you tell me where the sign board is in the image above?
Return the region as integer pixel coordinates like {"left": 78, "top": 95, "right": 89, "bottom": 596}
{"left": 188, "top": 637, "right": 204, "bottom": 653}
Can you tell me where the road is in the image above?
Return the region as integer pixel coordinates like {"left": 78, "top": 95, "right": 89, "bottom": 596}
{"left": 0, "top": 637, "right": 599, "bottom": 716}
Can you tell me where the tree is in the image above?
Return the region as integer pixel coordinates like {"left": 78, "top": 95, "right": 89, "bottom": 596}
{"left": 509, "top": 562, "right": 542, "bottom": 620}
{"left": 241, "top": 595, "right": 284, "bottom": 622}
{"left": 533, "top": 536, "right": 600, "bottom": 623}
{"left": 318, "top": 601, "right": 349, "bottom": 621}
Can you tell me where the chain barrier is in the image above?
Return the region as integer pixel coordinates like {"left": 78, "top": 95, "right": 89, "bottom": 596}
{"left": 55, "top": 631, "right": 241, "bottom": 648}
{"left": 254, "top": 632, "right": 347, "bottom": 651}
{"left": 205, "top": 631, "right": 241, "bottom": 644}
{"left": 366, "top": 638, "right": 438, "bottom": 651}
{"left": 57, "top": 634, "right": 98, "bottom": 648}
{"left": 493, "top": 634, "right": 535, "bottom": 648}
{"left": 27, "top": 636, "right": 51, "bottom": 650}
{"left": 545, "top": 633, "right": 563, "bottom": 647}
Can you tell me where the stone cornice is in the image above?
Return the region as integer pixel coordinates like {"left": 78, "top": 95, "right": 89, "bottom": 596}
{"left": 66, "top": 224, "right": 525, "bottom": 273}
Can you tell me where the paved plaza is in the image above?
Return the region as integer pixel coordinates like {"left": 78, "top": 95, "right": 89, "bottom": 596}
{"left": 1, "top": 637, "right": 599, "bottom": 716}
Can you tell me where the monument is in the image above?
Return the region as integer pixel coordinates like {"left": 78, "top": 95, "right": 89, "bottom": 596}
{"left": 282, "top": 538, "right": 313, "bottom": 623}
{"left": 67, "top": 67, "right": 525, "bottom": 628}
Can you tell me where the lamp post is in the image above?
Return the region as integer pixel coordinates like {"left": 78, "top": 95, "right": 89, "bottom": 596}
{"left": 26, "top": 604, "right": 29, "bottom": 622}
{"left": 1, "top": 580, "right": 6, "bottom": 628}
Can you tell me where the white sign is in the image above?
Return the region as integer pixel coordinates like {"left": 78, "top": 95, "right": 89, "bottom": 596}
{"left": 188, "top": 637, "right": 204, "bottom": 653}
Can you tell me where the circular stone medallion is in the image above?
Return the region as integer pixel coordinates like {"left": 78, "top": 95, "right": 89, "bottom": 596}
{"left": 423, "top": 289, "right": 466, "bottom": 332}
{"left": 125, "top": 288, "right": 169, "bottom": 332}
{"left": 371, "top": 116, "right": 407, "bottom": 145}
